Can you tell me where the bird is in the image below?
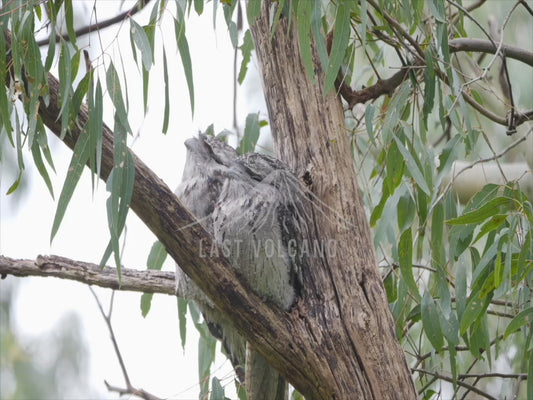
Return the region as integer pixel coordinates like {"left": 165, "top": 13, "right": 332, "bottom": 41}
{"left": 175, "top": 133, "right": 308, "bottom": 400}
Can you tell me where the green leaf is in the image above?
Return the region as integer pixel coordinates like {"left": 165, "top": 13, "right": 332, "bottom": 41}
{"left": 455, "top": 257, "right": 467, "bottom": 321}
{"left": 382, "top": 83, "right": 411, "bottom": 142}
{"left": 360, "top": 0, "right": 367, "bottom": 49}
{"left": 58, "top": 42, "right": 73, "bottom": 138}
{"left": 147, "top": 241, "right": 167, "bottom": 270}
{"left": 106, "top": 62, "right": 132, "bottom": 135}
{"left": 71, "top": 71, "right": 91, "bottom": 122}
{"left": 393, "top": 135, "right": 431, "bottom": 196}
{"left": 51, "top": 129, "right": 92, "bottom": 241}
{"left": 210, "top": 377, "right": 225, "bottom": 400}
{"left": 178, "top": 297, "right": 188, "bottom": 349}
{"left": 238, "top": 30, "right": 254, "bottom": 84}
{"left": 447, "top": 197, "right": 513, "bottom": 225}
{"left": 469, "top": 314, "right": 490, "bottom": 359}
{"left": 0, "top": 33, "right": 12, "bottom": 135}
{"left": 429, "top": 0, "right": 446, "bottom": 22}
{"left": 31, "top": 139, "right": 54, "bottom": 199}
{"left": 431, "top": 203, "right": 445, "bottom": 268}
{"left": 365, "top": 104, "right": 375, "bottom": 145}
{"left": 130, "top": 19, "right": 153, "bottom": 71}
{"left": 397, "top": 190, "right": 415, "bottom": 233}
{"left": 311, "top": 1, "right": 328, "bottom": 70}
{"left": 383, "top": 272, "right": 397, "bottom": 303}
{"left": 88, "top": 79, "right": 104, "bottom": 180}
{"left": 198, "top": 328, "right": 217, "bottom": 398}
{"left": 246, "top": 0, "right": 261, "bottom": 25}
{"left": 460, "top": 290, "right": 491, "bottom": 336}
{"left": 504, "top": 307, "right": 533, "bottom": 339}
{"left": 162, "top": 47, "right": 170, "bottom": 134}
{"left": 108, "top": 137, "right": 135, "bottom": 278}
{"left": 297, "top": 0, "right": 315, "bottom": 81}
{"left": 238, "top": 112, "right": 260, "bottom": 154}
{"left": 140, "top": 293, "right": 153, "bottom": 317}
{"left": 194, "top": 0, "right": 204, "bottom": 15}
{"left": 64, "top": 0, "right": 77, "bottom": 46}
{"left": 174, "top": 16, "right": 195, "bottom": 116}
{"left": 529, "top": 350, "right": 533, "bottom": 400}
{"left": 6, "top": 172, "right": 22, "bottom": 195}
{"left": 473, "top": 214, "right": 507, "bottom": 244}
{"left": 324, "top": 1, "right": 350, "bottom": 95}
{"left": 385, "top": 141, "right": 404, "bottom": 194}
{"left": 422, "top": 291, "right": 444, "bottom": 351}
{"left": 44, "top": 29, "right": 56, "bottom": 71}
{"left": 398, "top": 228, "right": 420, "bottom": 300}
{"left": 370, "top": 183, "right": 389, "bottom": 227}
{"left": 422, "top": 48, "right": 435, "bottom": 126}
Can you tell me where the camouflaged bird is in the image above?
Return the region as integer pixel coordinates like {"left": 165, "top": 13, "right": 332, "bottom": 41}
{"left": 175, "top": 134, "right": 307, "bottom": 400}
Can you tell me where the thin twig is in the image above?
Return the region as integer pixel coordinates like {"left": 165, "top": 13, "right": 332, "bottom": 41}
{"left": 413, "top": 368, "right": 498, "bottom": 400}
{"left": 89, "top": 287, "right": 163, "bottom": 400}
{"left": 35, "top": 0, "right": 153, "bottom": 47}
{"left": 89, "top": 287, "right": 132, "bottom": 389}
{"left": 431, "top": 127, "right": 532, "bottom": 213}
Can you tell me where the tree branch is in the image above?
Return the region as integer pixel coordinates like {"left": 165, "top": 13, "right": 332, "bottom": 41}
{"left": 35, "top": 0, "right": 153, "bottom": 47}
{"left": 449, "top": 38, "right": 533, "bottom": 68}
{"left": 0, "top": 255, "right": 175, "bottom": 295}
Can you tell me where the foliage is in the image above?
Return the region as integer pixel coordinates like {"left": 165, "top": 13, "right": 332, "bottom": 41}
{"left": 1, "top": 0, "right": 532, "bottom": 399}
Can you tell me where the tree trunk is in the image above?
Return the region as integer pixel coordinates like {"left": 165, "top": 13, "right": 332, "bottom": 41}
{"left": 248, "top": 2, "right": 416, "bottom": 398}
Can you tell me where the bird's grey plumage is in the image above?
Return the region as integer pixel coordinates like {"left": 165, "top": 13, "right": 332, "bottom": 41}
{"left": 175, "top": 134, "right": 307, "bottom": 400}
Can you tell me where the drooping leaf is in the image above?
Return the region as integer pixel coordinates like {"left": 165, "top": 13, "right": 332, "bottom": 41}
{"left": 504, "top": 307, "right": 533, "bottom": 339}
{"left": 296, "top": 0, "right": 315, "bottom": 81}
{"left": 447, "top": 197, "right": 513, "bottom": 225}
{"left": 58, "top": 42, "right": 72, "bottom": 138}
{"left": 238, "top": 112, "right": 260, "bottom": 154}
{"left": 422, "top": 48, "right": 436, "bottom": 127}
{"left": 198, "top": 329, "right": 217, "bottom": 398}
{"left": 162, "top": 47, "right": 170, "bottom": 134}
{"left": 397, "top": 190, "right": 415, "bottom": 234}
{"left": 64, "top": 0, "right": 77, "bottom": 47}
{"left": 238, "top": 30, "right": 254, "bottom": 84}
{"left": 106, "top": 62, "right": 132, "bottom": 135}
{"left": 51, "top": 128, "right": 92, "bottom": 241}
{"left": 0, "top": 33, "right": 13, "bottom": 135}
{"left": 460, "top": 290, "right": 491, "bottom": 336}
{"left": 210, "top": 377, "right": 225, "bottom": 400}
{"left": 87, "top": 78, "right": 104, "bottom": 181}
{"left": 140, "top": 293, "right": 153, "bottom": 317}
{"left": 178, "top": 297, "right": 188, "bottom": 349}
{"left": 31, "top": 139, "right": 54, "bottom": 199}
{"left": 194, "top": 0, "right": 204, "bottom": 15}
{"left": 398, "top": 228, "right": 420, "bottom": 300}
{"left": 147, "top": 240, "right": 167, "bottom": 270}
{"left": 174, "top": 15, "right": 195, "bottom": 116}
{"left": 360, "top": 0, "right": 367, "bottom": 49}
{"left": 393, "top": 134, "right": 431, "bottom": 196}
{"left": 246, "top": 0, "right": 261, "bottom": 25}
{"left": 130, "top": 19, "right": 153, "bottom": 71}
{"left": 422, "top": 291, "right": 444, "bottom": 351}
{"left": 324, "top": 1, "right": 350, "bottom": 95}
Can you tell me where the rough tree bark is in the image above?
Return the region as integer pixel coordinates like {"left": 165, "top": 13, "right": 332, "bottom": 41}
{"left": 248, "top": 1, "right": 416, "bottom": 398}
{"left": 3, "top": 0, "right": 416, "bottom": 397}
